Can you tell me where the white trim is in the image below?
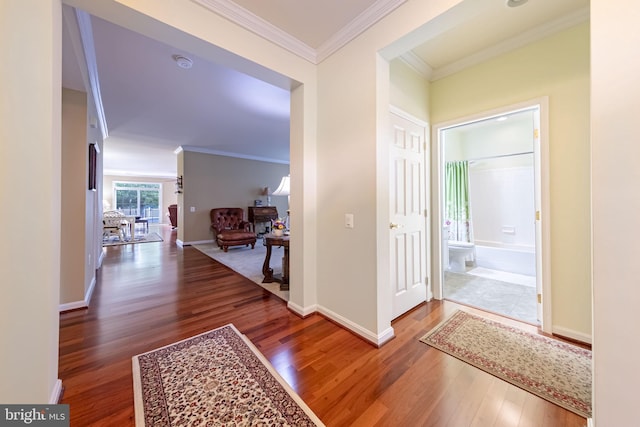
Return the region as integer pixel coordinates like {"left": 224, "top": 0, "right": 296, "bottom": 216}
{"left": 432, "top": 98, "right": 551, "bottom": 332}
{"left": 316, "top": 0, "right": 407, "bottom": 63}
{"left": 316, "top": 305, "right": 395, "bottom": 346}
{"left": 85, "top": 276, "right": 96, "bottom": 307}
{"left": 180, "top": 239, "right": 215, "bottom": 247}
{"left": 178, "top": 145, "right": 289, "bottom": 165}
{"left": 191, "top": 0, "right": 316, "bottom": 63}
{"left": 59, "top": 277, "right": 96, "bottom": 312}
{"left": 74, "top": 9, "right": 109, "bottom": 139}
{"left": 552, "top": 326, "right": 592, "bottom": 345}
{"left": 49, "top": 379, "right": 63, "bottom": 404}
{"left": 287, "top": 301, "right": 317, "bottom": 317}
{"left": 431, "top": 7, "right": 590, "bottom": 81}
{"left": 59, "top": 301, "right": 87, "bottom": 312}
{"left": 398, "top": 51, "right": 432, "bottom": 80}
{"left": 97, "top": 249, "right": 106, "bottom": 268}
{"left": 389, "top": 105, "right": 429, "bottom": 127}
{"left": 190, "top": 0, "right": 405, "bottom": 64}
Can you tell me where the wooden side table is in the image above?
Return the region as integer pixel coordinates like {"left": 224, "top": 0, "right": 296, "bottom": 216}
{"left": 262, "top": 234, "right": 289, "bottom": 291}
{"left": 248, "top": 206, "right": 278, "bottom": 234}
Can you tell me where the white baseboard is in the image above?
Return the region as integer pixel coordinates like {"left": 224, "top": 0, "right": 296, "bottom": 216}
{"left": 287, "top": 301, "right": 317, "bottom": 317}
{"left": 85, "top": 277, "right": 96, "bottom": 306}
{"left": 552, "top": 325, "right": 592, "bottom": 345}
{"left": 49, "top": 379, "right": 63, "bottom": 404}
{"left": 288, "top": 301, "right": 396, "bottom": 346}
{"left": 98, "top": 249, "right": 106, "bottom": 268}
{"left": 316, "top": 304, "right": 395, "bottom": 346}
{"left": 179, "top": 239, "right": 215, "bottom": 247}
{"left": 59, "top": 277, "right": 95, "bottom": 312}
{"left": 59, "top": 300, "right": 87, "bottom": 312}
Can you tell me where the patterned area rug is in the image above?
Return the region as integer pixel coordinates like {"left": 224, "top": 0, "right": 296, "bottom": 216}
{"left": 103, "top": 232, "right": 163, "bottom": 247}
{"left": 132, "top": 324, "right": 324, "bottom": 426}
{"left": 420, "top": 310, "right": 592, "bottom": 418}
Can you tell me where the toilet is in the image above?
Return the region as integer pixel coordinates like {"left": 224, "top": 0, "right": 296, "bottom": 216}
{"left": 447, "top": 240, "right": 475, "bottom": 273}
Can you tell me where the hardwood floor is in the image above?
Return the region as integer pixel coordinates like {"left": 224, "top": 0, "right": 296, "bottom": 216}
{"left": 59, "top": 225, "right": 587, "bottom": 426}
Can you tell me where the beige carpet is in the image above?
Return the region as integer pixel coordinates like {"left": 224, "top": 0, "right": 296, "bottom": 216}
{"left": 193, "top": 242, "right": 289, "bottom": 301}
{"left": 420, "top": 310, "right": 592, "bottom": 418}
{"left": 103, "top": 231, "right": 163, "bottom": 247}
{"left": 132, "top": 324, "right": 324, "bottom": 426}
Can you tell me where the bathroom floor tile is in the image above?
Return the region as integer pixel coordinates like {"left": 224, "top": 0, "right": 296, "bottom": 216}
{"left": 443, "top": 270, "right": 538, "bottom": 324}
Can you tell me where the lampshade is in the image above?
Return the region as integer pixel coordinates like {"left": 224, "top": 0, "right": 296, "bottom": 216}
{"left": 271, "top": 175, "right": 290, "bottom": 196}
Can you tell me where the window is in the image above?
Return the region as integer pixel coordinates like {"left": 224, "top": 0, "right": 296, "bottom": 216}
{"left": 113, "top": 182, "right": 162, "bottom": 223}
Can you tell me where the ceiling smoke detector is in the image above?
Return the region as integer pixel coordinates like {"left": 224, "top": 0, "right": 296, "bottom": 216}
{"left": 172, "top": 54, "right": 193, "bottom": 69}
{"left": 506, "top": 0, "right": 528, "bottom": 7}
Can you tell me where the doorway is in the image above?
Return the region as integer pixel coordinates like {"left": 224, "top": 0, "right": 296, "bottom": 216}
{"left": 433, "top": 99, "right": 550, "bottom": 328}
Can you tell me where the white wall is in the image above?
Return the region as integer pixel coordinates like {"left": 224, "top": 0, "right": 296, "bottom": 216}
{"left": 591, "top": 0, "right": 640, "bottom": 425}
{"left": 0, "top": 0, "right": 62, "bottom": 403}
{"left": 469, "top": 162, "right": 535, "bottom": 250}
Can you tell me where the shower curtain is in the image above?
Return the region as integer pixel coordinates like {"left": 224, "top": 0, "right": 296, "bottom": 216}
{"left": 445, "top": 160, "right": 473, "bottom": 243}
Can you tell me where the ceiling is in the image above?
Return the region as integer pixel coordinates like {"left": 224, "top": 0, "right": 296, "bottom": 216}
{"left": 61, "top": 0, "right": 589, "bottom": 178}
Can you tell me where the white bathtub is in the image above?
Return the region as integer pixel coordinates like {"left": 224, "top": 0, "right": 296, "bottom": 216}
{"left": 474, "top": 243, "right": 536, "bottom": 276}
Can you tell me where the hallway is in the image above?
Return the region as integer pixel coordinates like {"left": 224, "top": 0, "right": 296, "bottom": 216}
{"left": 58, "top": 225, "right": 585, "bottom": 426}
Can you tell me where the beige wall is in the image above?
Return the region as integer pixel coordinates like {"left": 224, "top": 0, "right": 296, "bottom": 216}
{"left": 61, "top": 88, "right": 103, "bottom": 309}
{"left": 592, "top": 0, "right": 640, "bottom": 424}
{"left": 61, "top": 88, "right": 88, "bottom": 304}
{"left": 0, "top": 0, "right": 61, "bottom": 403}
{"left": 315, "top": 1, "right": 464, "bottom": 337}
{"left": 180, "top": 150, "right": 289, "bottom": 244}
{"left": 430, "top": 23, "right": 591, "bottom": 339}
{"left": 390, "top": 58, "right": 430, "bottom": 121}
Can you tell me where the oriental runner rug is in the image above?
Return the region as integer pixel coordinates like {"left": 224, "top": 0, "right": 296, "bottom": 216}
{"left": 132, "top": 324, "right": 324, "bottom": 426}
{"left": 420, "top": 310, "right": 592, "bottom": 418}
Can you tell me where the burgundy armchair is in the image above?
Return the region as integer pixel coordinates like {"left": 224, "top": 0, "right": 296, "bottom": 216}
{"left": 210, "top": 208, "right": 256, "bottom": 252}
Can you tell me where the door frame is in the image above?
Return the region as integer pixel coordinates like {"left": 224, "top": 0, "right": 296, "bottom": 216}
{"left": 431, "top": 97, "right": 551, "bottom": 333}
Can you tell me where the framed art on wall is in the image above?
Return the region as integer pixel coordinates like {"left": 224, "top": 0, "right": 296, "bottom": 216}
{"left": 88, "top": 143, "right": 97, "bottom": 191}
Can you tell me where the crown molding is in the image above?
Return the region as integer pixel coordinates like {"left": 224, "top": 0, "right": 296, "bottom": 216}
{"left": 398, "top": 51, "right": 432, "bottom": 80}
{"left": 177, "top": 145, "right": 290, "bottom": 165}
{"left": 431, "top": 6, "right": 590, "bottom": 81}
{"left": 74, "top": 9, "right": 109, "bottom": 139}
{"left": 191, "top": 0, "right": 317, "bottom": 63}
{"left": 316, "top": 0, "right": 407, "bottom": 63}
{"left": 192, "top": 0, "right": 405, "bottom": 64}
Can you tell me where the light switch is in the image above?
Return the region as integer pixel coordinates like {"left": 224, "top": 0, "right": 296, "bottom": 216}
{"left": 345, "top": 213, "right": 354, "bottom": 229}
{"left": 190, "top": 206, "right": 196, "bottom": 213}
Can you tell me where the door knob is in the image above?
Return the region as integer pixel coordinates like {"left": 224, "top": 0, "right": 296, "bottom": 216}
{"left": 390, "top": 222, "right": 402, "bottom": 229}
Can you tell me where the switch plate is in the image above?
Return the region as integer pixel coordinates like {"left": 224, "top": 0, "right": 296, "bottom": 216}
{"left": 345, "top": 213, "right": 354, "bottom": 228}
{"left": 190, "top": 206, "right": 196, "bottom": 213}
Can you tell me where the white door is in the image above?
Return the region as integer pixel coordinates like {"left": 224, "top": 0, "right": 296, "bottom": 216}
{"left": 390, "top": 110, "right": 428, "bottom": 319}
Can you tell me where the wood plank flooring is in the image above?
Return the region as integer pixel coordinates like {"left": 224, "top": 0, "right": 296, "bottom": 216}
{"left": 58, "top": 225, "right": 588, "bottom": 426}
